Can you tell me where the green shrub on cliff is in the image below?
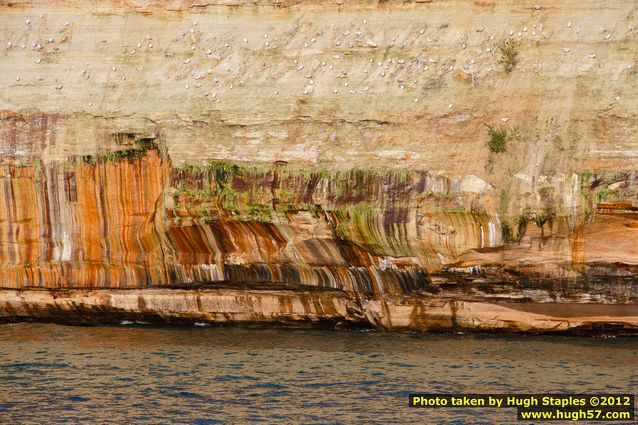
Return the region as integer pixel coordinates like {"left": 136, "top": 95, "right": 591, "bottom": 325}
{"left": 533, "top": 212, "right": 551, "bottom": 242}
{"left": 96, "top": 140, "right": 158, "bottom": 163}
{"left": 532, "top": 213, "right": 548, "bottom": 228}
{"left": 501, "top": 223, "right": 513, "bottom": 242}
{"left": 485, "top": 124, "right": 508, "bottom": 153}
{"left": 498, "top": 39, "right": 519, "bottom": 73}
{"left": 246, "top": 203, "right": 272, "bottom": 223}
{"left": 595, "top": 188, "right": 609, "bottom": 203}
{"left": 513, "top": 210, "right": 530, "bottom": 241}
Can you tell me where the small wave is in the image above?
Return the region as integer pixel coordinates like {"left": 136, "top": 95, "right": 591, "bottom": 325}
{"left": 596, "top": 334, "right": 617, "bottom": 339}
{"left": 194, "top": 322, "right": 210, "bottom": 327}
{"left": 119, "top": 320, "right": 150, "bottom": 325}
{"left": 66, "top": 395, "right": 90, "bottom": 402}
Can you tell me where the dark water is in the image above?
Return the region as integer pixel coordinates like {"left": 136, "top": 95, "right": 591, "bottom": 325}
{"left": 0, "top": 324, "right": 636, "bottom": 424}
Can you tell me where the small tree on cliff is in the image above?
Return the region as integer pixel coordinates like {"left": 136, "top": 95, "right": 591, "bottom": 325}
{"left": 498, "top": 39, "right": 519, "bottom": 73}
{"left": 485, "top": 124, "right": 508, "bottom": 153}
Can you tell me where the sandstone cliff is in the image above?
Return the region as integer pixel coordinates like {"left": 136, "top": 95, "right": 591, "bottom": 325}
{"left": 1, "top": 0, "right": 637, "bottom": 333}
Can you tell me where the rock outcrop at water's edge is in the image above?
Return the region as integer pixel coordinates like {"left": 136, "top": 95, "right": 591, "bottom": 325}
{"left": 1, "top": 1, "right": 637, "bottom": 334}
{"left": 3, "top": 287, "right": 638, "bottom": 335}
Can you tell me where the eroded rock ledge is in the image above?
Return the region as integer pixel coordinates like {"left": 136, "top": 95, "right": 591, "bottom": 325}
{"left": 3, "top": 286, "right": 637, "bottom": 335}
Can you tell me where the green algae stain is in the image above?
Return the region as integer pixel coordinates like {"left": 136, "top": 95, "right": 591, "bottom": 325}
{"left": 331, "top": 203, "right": 387, "bottom": 256}
{"left": 245, "top": 203, "right": 272, "bottom": 223}
{"left": 72, "top": 140, "right": 160, "bottom": 166}
{"left": 167, "top": 162, "right": 422, "bottom": 255}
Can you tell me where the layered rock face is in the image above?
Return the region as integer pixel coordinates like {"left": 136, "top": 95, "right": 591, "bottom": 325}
{"left": 1, "top": 0, "right": 637, "bottom": 333}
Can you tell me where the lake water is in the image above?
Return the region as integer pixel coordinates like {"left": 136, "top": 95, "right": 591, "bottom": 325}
{"left": 1, "top": 323, "right": 636, "bottom": 424}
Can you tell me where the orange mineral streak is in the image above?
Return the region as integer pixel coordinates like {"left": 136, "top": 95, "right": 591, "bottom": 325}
{"left": 0, "top": 153, "right": 637, "bottom": 332}
{"left": 0, "top": 152, "right": 167, "bottom": 288}
{"left": 2, "top": 149, "right": 638, "bottom": 295}
{"left": 0, "top": 152, "right": 425, "bottom": 293}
